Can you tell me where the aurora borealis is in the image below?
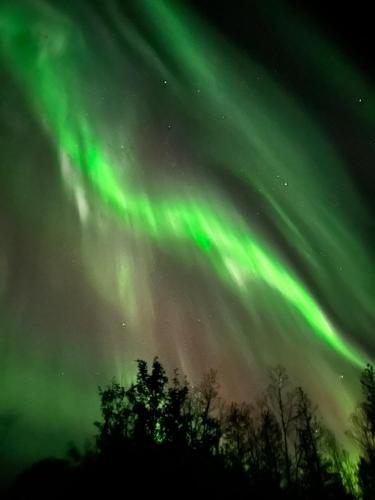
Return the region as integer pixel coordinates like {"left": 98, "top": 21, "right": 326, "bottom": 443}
{"left": 0, "top": 0, "right": 374, "bottom": 480}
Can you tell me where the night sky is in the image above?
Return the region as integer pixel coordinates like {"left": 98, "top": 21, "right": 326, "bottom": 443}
{"left": 0, "top": 0, "right": 374, "bottom": 483}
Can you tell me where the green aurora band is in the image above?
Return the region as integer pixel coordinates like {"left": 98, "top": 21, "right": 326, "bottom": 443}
{"left": 0, "top": 0, "right": 374, "bottom": 471}
{"left": 0, "top": 1, "right": 370, "bottom": 366}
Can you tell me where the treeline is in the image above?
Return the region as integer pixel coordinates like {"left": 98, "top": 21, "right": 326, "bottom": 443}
{"left": 7, "top": 360, "right": 375, "bottom": 499}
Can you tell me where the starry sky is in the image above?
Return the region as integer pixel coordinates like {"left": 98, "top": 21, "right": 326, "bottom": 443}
{"left": 0, "top": 0, "right": 374, "bottom": 482}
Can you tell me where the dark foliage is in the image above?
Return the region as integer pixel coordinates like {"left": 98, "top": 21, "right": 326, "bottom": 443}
{"left": 8, "top": 359, "right": 375, "bottom": 499}
{"left": 350, "top": 364, "right": 375, "bottom": 499}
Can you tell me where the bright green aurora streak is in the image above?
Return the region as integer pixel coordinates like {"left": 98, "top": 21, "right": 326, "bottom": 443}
{"left": 0, "top": 0, "right": 370, "bottom": 371}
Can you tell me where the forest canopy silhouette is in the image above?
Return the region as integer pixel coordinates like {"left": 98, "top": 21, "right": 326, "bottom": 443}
{"left": 5, "top": 359, "right": 375, "bottom": 499}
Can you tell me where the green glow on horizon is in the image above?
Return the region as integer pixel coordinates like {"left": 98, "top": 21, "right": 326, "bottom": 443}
{"left": 0, "top": 0, "right": 369, "bottom": 370}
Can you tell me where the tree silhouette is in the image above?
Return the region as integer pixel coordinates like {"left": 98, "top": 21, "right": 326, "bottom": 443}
{"left": 257, "top": 401, "right": 283, "bottom": 492}
{"left": 222, "top": 401, "right": 253, "bottom": 469}
{"left": 350, "top": 363, "right": 375, "bottom": 499}
{"left": 163, "top": 368, "right": 190, "bottom": 446}
{"left": 190, "top": 368, "right": 221, "bottom": 453}
{"left": 267, "top": 365, "right": 298, "bottom": 488}
{"left": 4, "top": 358, "right": 364, "bottom": 499}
